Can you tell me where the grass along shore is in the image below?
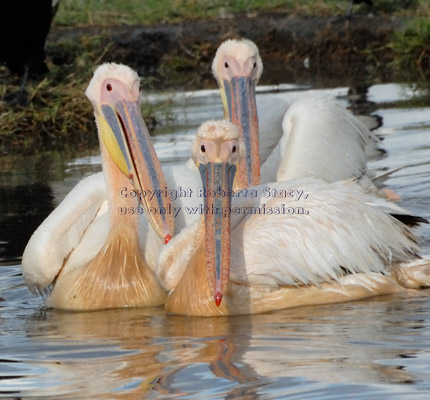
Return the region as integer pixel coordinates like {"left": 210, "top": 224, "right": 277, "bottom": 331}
{"left": 0, "top": 0, "right": 429, "bottom": 155}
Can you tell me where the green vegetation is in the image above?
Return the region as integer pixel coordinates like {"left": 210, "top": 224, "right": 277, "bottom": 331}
{"left": 1, "top": 0, "right": 429, "bottom": 155}
{"left": 390, "top": 17, "right": 430, "bottom": 81}
{"left": 53, "top": 0, "right": 428, "bottom": 26}
{"left": 54, "top": 0, "right": 332, "bottom": 26}
{"left": 0, "top": 33, "right": 169, "bottom": 155}
{"left": 1, "top": 35, "right": 103, "bottom": 154}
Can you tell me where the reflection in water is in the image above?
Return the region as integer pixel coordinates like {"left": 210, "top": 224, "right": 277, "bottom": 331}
{"left": 20, "top": 309, "right": 260, "bottom": 398}
{"left": 2, "top": 293, "right": 424, "bottom": 398}
{"left": 0, "top": 83, "right": 429, "bottom": 398}
{"left": 0, "top": 150, "right": 102, "bottom": 264}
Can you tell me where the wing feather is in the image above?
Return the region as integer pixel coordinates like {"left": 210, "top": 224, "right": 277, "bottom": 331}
{"left": 22, "top": 173, "right": 107, "bottom": 293}
{"left": 230, "top": 179, "right": 420, "bottom": 287}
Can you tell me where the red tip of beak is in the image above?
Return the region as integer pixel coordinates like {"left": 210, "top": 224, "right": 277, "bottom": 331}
{"left": 164, "top": 234, "right": 172, "bottom": 244}
{"left": 215, "top": 291, "right": 222, "bottom": 307}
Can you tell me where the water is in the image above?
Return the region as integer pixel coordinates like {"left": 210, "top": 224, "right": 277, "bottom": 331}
{"left": 0, "top": 83, "right": 429, "bottom": 399}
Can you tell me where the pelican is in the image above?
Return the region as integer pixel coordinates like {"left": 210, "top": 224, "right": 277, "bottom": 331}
{"left": 22, "top": 63, "right": 172, "bottom": 310}
{"left": 22, "top": 40, "right": 389, "bottom": 300}
{"left": 158, "top": 120, "right": 429, "bottom": 317}
{"left": 211, "top": 38, "right": 385, "bottom": 186}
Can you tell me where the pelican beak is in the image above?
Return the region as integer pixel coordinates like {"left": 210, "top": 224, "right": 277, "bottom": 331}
{"left": 219, "top": 77, "right": 259, "bottom": 189}
{"left": 97, "top": 96, "right": 174, "bottom": 244}
{"left": 198, "top": 161, "right": 236, "bottom": 307}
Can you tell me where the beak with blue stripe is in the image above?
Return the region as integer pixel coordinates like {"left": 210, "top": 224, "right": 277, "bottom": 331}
{"left": 212, "top": 39, "right": 263, "bottom": 189}
{"left": 192, "top": 120, "right": 242, "bottom": 307}
{"left": 87, "top": 66, "right": 174, "bottom": 244}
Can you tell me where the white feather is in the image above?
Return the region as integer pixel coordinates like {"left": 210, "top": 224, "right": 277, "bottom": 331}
{"left": 158, "top": 178, "right": 421, "bottom": 293}
{"left": 230, "top": 179, "right": 418, "bottom": 288}
{"left": 22, "top": 173, "right": 107, "bottom": 292}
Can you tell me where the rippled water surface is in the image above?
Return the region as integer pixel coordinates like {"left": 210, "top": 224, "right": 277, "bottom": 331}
{"left": 0, "top": 83, "right": 429, "bottom": 399}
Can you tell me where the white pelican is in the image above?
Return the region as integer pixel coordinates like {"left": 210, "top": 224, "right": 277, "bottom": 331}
{"left": 211, "top": 38, "right": 384, "bottom": 186}
{"left": 22, "top": 40, "right": 389, "bottom": 302}
{"left": 22, "top": 63, "right": 173, "bottom": 310}
{"left": 157, "top": 120, "right": 429, "bottom": 316}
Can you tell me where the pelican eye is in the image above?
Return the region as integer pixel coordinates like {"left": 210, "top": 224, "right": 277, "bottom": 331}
{"left": 224, "top": 62, "right": 229, "bottom": 68}
{"left": 253, "top": 62, "right": 257, "bottom": 69}
{"left": 232, "top": 145, "right": 237, "bottom": 153}
{"left": 201, "top": 144, "right": 206, "bottom": 153}
{"left": 106, "top": 83, "right": 112, "bottom": 91}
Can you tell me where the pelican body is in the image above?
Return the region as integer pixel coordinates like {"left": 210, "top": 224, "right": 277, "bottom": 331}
{"left": 158, "top": 121, "right": 429, "bottom": 317}
{"left": 23, "top": 63, "right": 173, "bottom": 310}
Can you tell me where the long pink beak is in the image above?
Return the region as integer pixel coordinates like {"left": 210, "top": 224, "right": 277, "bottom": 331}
{"left": 100, "top": 98, "right": 174, "bottom": 243}
{"left": 220, "top": 76, "right": 259, "bottom": 189}
{"left": 198, "top": 161, "right": 236, "bottom": 306}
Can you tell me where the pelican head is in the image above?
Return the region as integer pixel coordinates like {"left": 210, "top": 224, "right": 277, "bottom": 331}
{"left": 212, "top": 39, "right": 263, "bottom": 189}
{"left": 192, "top": 120, "right": 244, "bottom": 306}
{"left": 85, "top": 63, "right": 173, "bottom": 243}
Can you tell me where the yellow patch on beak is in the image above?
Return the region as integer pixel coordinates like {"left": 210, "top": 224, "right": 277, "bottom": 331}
{"left": 218, "top": 81, "right": 230, "bottom": 120}
{"left": 97, "top": 107, "right": 130, "bottom": 178}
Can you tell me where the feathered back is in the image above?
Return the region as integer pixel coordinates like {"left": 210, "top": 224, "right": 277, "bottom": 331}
{"left": 277, "top": 93, "right": 369, "bottom": 182}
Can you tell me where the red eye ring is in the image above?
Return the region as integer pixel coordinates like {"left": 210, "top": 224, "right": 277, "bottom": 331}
{"left": 106, "top": 83, "right": 112, "bottom": 91}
